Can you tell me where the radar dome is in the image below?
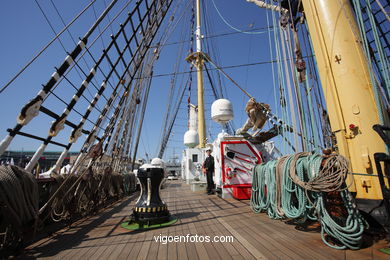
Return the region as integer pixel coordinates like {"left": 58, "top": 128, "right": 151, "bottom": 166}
{"left": 211, "top": 99, "right": 233, "bottom": 124}
{"left": 184, "top": 129, "right": 199, "bottom": 148}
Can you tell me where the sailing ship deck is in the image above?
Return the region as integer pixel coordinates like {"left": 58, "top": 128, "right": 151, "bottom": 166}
{"left": 25, "top": 180, "right": 389, "bottom": 260}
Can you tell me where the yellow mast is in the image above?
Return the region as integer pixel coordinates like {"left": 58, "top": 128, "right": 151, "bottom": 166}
{"left": 301, "top": 0, "right": 387, "bottom": 199}
{"left": 195, "top": 0, "right": 206, "bottom": 148}
{"left": 186, "top": 0, "right": 206, "bottom": 148}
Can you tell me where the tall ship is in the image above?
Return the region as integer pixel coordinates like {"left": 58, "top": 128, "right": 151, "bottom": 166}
{"left": 0, "top": 0, "right": 389, "bottom": 259}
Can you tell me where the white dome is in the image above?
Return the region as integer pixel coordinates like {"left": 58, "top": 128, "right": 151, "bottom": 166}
{"left": 151, "top": 158, "right": 165, "bottom": 168}
{"left": 184, "top": 129, "right": 199, "bottom": 148}
{"left": 211, "top": 99, "right": 233, "bottom": 124}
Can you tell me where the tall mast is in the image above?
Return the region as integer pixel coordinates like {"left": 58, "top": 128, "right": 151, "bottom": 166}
{"left": 247, "top": 0, "right": 388, "bottom": 200}
{"left": 300, "top": 0, "right": 387, "bottom": 200}
{"left": 187, "top": 0, "right": 206, "bottom": 148}
{"left": 195, "top": 0, "right": 206, "bottom": 148}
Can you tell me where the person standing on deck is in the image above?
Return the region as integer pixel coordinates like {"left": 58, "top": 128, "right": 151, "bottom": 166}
{"left": 203, "top": 149, "right": 215, "bottom": 195}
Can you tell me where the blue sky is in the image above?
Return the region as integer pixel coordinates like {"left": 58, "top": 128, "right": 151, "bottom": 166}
{"left": 0, "top": 0, "right": 297, "bottom": 160}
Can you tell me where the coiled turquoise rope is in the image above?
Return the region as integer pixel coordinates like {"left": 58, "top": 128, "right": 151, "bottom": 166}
{"left": 251, "top": 153, "right": 366, "bottom": 250}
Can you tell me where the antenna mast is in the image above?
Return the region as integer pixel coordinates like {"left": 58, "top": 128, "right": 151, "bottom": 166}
{"left": 187, "top": 0, "right": 206, "bottom": 148}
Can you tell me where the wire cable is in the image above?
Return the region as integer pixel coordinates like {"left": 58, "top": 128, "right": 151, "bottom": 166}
{"left": 210, "top": 0, "right": 274, "bottom": 35}
{"left": 0, "top": 0, "right": 97, "bottom": 95}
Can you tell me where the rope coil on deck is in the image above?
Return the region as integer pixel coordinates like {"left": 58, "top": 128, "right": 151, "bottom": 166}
{"left": 251, "top": 153, "right": 366, "bottom": 250}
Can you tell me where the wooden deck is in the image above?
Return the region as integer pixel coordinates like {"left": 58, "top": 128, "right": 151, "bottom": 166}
{"left": 26, "top": 180, "right": 389, "bottom": 259}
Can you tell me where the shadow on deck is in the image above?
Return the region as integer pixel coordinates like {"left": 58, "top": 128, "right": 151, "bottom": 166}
{"left": 26, "top": 193, "right": 138, "bottom": 258}
{"left": 23, "top": 180, "right": 389, "bottom": 260}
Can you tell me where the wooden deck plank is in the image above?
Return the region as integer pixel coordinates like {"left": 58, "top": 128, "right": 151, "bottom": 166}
{"left": 181, "top": 224, "right": 199, "bottom": 260}
{"left": 98, "top": 207, "right": 133, "bottom": 259}
{"left": 191, "top": 198, "right": 224, "bottom": 260}
{"left": 118, "top": 228, "right": 146, "bottom": 259}
{"left": 206, "top": 216, "right": 240, "bottom": 257}
{"left": 172, "top": 186, "right": 189, "bottom": 260}
{"left": 206, "top": 199, "right": 278, "bottom": 259}
{"left": 200, "top": 201, "right": 256, "bottom": 260}
{"left": 218, "top": 201, "right": 342, "bottom": 260}
{"left": 32, "top": 198, "right": 130, "bottom": 259}
{"left": 107, "top": 233, "right": 131, "bottom": 260}
{"left": 137, "top": 226, "right": 160, "bottom": 260}
{"left": 24, "top": 180, "right": 389, "bottom": 260}
{"left": 144, "top": 229, "right": 160, "bottom": 260}
{"left": 166, "top": 185, "right": 178, "bottom": 260}
{"left": 75, "top": 199, "right": 133, "bottom": 259}
{"left": 116, "top": 203, "right": 148, "bottom": 259}
{"left": 232, "top": 255, "right": 245, "bottom": 260}
{"left": 230, "top": 213, "right": 336, "bottom": 260}
{"left": 372, "top": 240, "right": 390, "bottom": 260}
{"left": 251, "top": 216, "right": 344, "bottom": 260}
{"left": 226, "top": 219, "right": 284, "bottom": 259}
{"left": 345, "top": 246, "right": 373, "bottom": 260}
{"left": 132, "top": 229, "right": 149, "bottom": 259}
{"left": 198, "top": 197, "right": 237, "bottom": 259}
{"left": 174, "top": 192, "right": 189, "bottom": 260}
{"left": 88, "top": 214, "right": 129, "bottom": 259}
{"left": 154, "top": 182, "right": 175, "bottom": 260}
{"left": 179, "top": 193, "right": 204, "bottom": 260}
{"left": 187, "top": 214, "right": 211, "bottom": 259}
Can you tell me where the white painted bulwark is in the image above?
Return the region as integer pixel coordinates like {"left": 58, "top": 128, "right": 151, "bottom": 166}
{"left": 181, "top": 147, "right": 206, "bottom": 184}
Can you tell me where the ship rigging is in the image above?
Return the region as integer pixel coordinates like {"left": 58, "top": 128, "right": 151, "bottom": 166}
{"left": 0, "top": 0, "right": 389, "bottom": 258}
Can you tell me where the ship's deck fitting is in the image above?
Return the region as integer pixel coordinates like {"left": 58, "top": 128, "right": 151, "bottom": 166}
{"left": 26, "top": 181, "right": 389, "bottom": 259}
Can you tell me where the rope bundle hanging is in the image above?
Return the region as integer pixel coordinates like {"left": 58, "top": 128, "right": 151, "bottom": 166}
{"left": 288, "top": 152, "right": 350, "bottom": 192}
{"left": 47, "top": 167, "right": 134, "bottom": 222}
{"left": 251, "top": 153, "right": 366, "bottom": 250}
{"left": 0, "top": 165, "right": 39, "bottom": 227}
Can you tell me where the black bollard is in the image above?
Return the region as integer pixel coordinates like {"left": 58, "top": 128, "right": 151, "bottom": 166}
{"left": 132, "top": 166, "right": 170, "bottom": 225}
